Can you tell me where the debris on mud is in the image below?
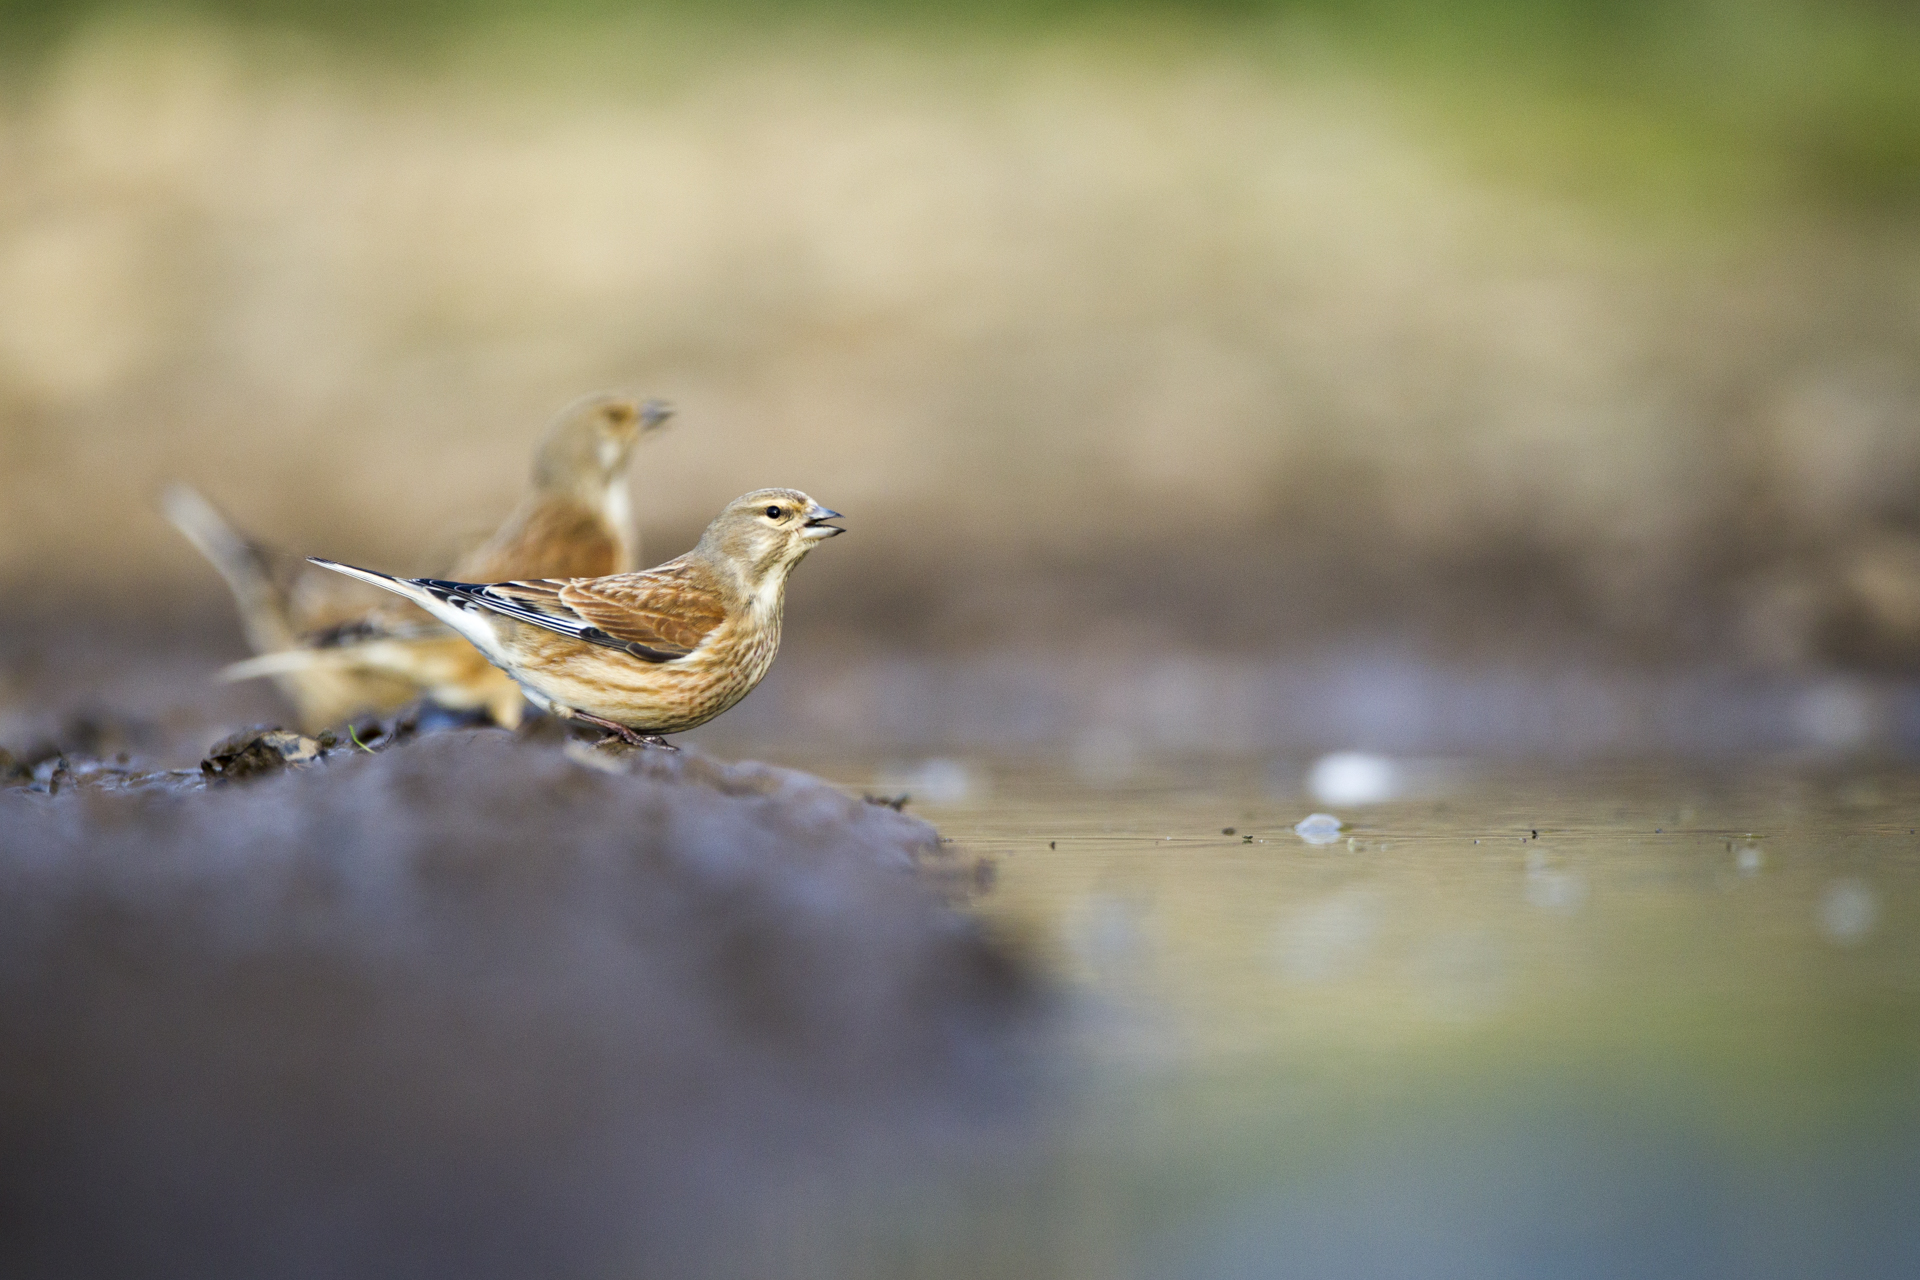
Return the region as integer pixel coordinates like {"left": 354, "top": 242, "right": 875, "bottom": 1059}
{"left": 0, "top": 726, "right": 1045, "bottom": 1279}
{"left": 199, "top": 726, "right": 323, "bottom": 782}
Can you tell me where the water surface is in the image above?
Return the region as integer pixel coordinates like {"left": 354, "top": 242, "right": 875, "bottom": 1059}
{"left": 793, "top": 753, "right": 1920, "bottom": 1278}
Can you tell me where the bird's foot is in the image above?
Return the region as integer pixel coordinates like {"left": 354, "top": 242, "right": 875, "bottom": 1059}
{"left": 572, "top": 710, "right": 675, "bottom": 751}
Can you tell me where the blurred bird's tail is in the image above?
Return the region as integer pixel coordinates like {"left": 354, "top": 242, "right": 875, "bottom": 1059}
{"left": 216, "top": 644, "right": 397, "bottom": 683}
{"left": 216, "top": 633, "right": 438, "bottom": 684}
{"left": 164, "top": 489, "right": 445, "bottom": 729}
{"left": 160, "top": 484, "right": 301, "bottom": 655}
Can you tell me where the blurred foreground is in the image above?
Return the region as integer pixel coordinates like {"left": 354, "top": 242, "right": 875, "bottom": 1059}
{"left": 0, "top": 729, "right": 1039, "bottom": 1279}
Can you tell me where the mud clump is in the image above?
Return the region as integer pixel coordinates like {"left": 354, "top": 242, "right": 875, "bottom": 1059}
{"left": 198, "top": 726, "right": 323, "bottom": 782}
{"left": 0, "top": 730, "right": 1043, "bottom": 1280}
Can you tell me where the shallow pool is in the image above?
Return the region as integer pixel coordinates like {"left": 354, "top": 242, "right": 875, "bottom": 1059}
{"left": 790, "top": 753, "right": 1920, "bottom": 1279}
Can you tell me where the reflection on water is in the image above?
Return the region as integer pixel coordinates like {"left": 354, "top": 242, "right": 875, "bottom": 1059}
{"left": 785, "top": 751, "right": 1920, "bottom": 1278}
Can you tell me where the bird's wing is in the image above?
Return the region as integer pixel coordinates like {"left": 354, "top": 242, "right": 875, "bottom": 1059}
{"left": 420, "top": 566, "right": 723, "bottom": 663}
{"left": 558, "top": 568, "right": 727, "bottom": 655}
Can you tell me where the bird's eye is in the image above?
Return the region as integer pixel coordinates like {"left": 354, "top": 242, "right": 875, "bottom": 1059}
{"left": 765, "top": 506, "right": 783, "bottom": 519}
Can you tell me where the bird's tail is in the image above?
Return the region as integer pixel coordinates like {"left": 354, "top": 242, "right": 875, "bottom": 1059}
{"left": 305, "top": 558, "right": 445, "bottom": 612}
{"left": 217, "top": 650, "right": 318, "bottom": 681}
{"left": 161, "top": 484, "right": 300, "bottom": 654}
{"left": 217, "top": 635, "right": 435, "bottom": 683}
{"left": 216, "top": 645, "right": 389, "bottom": 683}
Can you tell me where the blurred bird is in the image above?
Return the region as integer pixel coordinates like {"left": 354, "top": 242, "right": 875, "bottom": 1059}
{"left": 307, "top": 488, "right": 845, "bottom": 747}
{"left": 165, "top": 394, "right": 673, "bottom": 730}
{"left": 453, "top": 394, "right": 671, "bottom": 582}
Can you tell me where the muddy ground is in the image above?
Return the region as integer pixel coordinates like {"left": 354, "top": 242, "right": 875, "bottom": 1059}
{"left": 0, "top": 720, "right": 1041, "bottom": 1279}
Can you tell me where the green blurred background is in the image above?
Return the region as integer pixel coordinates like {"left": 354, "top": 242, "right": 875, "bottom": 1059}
{"left": 3, "top": 0, "right": 1920, "bottom": 746}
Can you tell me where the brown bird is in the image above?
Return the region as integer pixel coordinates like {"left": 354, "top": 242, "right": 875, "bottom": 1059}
{"left": 306, "top": 488, "right": 844, "bottom": 747}
{"left": 166, "top": 394, "right": 672, "bottom": 731}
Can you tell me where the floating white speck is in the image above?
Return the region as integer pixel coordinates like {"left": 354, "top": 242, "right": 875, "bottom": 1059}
{"left": 1308, "top": 752, "right": 1400, "bottom": 805}
{"left": 874, "top": 758, "right": 978, "bottom": 806}
{"left": 1734, "top": 841, "right": 1764, "bottom": 874}
{"left": 1293, "top": 813, "right": 1344, "bottom": 845}
{"left": 1819, "top": 878, "right": 1877, "bottom": 944}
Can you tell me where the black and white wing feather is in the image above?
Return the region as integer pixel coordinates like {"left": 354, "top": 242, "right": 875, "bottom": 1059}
{"left": 304, "top": 559, "right": 717, "bottom": 665}
{"left": 410, "top": 576, "right": 697, "bottom": 663}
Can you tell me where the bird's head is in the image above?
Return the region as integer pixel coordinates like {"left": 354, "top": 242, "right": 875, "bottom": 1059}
{"left": 698, "top": 488, "right": 845, "bottom": 584}
{"left": 532, "top": 393, "right": 673, "bottom": 498}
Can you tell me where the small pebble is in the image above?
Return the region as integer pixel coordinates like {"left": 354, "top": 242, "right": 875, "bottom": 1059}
{"left": 1293, "top": 813, "right": 1344, "bottom": 846}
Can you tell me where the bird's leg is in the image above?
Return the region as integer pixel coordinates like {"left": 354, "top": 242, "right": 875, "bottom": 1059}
{"left": 569, "top": 710, "right": 678, "bottom": 751}
{"left": 570, "top": 709, "right": 651, "bottom": 748}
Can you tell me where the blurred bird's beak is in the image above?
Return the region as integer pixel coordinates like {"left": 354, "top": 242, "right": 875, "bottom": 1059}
{"left": 639, "top": 400, "right": 674, "bottom": 431}
{"left": 802, "top": 504, "right": 845, "bottom": 539}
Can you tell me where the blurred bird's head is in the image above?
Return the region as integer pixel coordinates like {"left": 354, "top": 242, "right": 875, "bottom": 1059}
{"left": 532, "top": 393, "right": 673, "bottom": 499}
{"left": 698, "top": 488, "right": 845, "bottom": 585}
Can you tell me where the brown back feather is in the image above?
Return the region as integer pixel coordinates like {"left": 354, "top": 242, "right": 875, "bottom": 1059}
{"left": 457, "top": 499, "right": 622, "bottom": 582}
{"left": 557, "top": 564, "right": 727, "bottom": 654}
{"left": 478, "top": 563, "right": 727, "bottom": 659}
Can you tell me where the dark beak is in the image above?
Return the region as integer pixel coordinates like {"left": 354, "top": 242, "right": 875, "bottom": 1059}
{"left": 803, "top": 503, "right": 845, "bottom": 538}
{"left": 639, "top": 399, "right": 674, "bottom": 431}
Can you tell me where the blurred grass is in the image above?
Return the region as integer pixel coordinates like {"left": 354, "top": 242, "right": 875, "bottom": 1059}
{"left": 4, "top": 1, "right": 1919, "bottom": 216}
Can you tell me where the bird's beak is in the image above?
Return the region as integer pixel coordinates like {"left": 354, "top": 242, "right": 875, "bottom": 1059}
{"left": 802, "top": 503, "right": 845, "bottom": 539}
{"left": 639, "top": 399, "right": 674, "bottom": 431}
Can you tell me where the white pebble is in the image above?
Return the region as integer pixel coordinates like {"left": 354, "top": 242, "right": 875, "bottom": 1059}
{"left": 1293, "top": 813, "right": 1344, "bottom": 845}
